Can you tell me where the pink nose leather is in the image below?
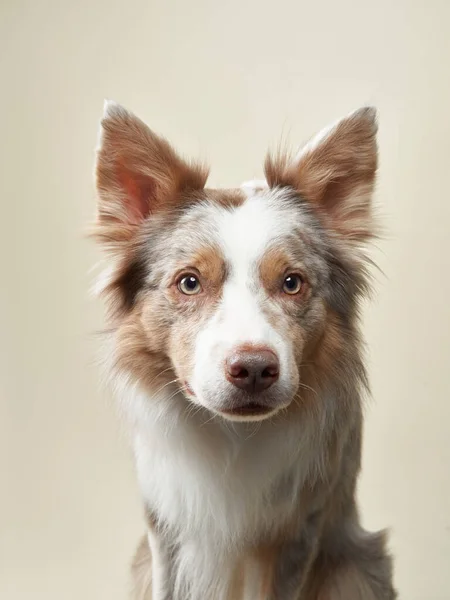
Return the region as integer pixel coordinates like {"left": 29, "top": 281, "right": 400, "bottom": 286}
{"left": 225, "top": 348, "right": 279, "bottom": 393}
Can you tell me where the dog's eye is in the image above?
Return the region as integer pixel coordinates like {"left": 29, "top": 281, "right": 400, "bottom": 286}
{"left": 178, "top": 274, "right": 202, "bottom": 295}
{"left": 282, "top": 274, "right": 303, "bottom": 295}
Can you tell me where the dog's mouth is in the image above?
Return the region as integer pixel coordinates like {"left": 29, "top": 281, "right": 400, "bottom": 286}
{"left": 221, "top": 403, "right": 273, "bottom": 417}
{"left": 184, "top": 382, "right": 196, "bottom": 397}
{"left": 183, "top": 381, "right": 284, "bottom": 421}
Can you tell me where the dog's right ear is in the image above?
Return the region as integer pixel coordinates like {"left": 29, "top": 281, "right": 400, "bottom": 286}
{"left": 94, "top": 101, "right": 208, "bottom": 250}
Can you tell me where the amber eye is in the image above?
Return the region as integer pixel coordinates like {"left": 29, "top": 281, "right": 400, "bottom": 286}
{"left": 282, "top": 274, "right": 303, "bottom": 295}
{"left": 178, "top": 274, "right": 202, "bottom": 295}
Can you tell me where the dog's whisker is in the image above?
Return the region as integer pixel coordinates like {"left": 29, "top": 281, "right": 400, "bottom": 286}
{"left": 147, "top": 366, "right": 175, "bottom": 388}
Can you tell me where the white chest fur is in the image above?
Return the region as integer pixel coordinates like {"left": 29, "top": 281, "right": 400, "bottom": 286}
{"left": 130, "top": 390, "right": 322, "bottom": 599}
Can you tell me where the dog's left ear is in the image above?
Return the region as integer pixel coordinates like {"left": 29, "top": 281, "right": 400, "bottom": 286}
{"left": 265, "top": 107, "right": 378, "bottom": 243}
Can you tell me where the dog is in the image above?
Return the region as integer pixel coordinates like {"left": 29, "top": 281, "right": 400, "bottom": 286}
{"left": 92, "top": 101, "right": 396, "bottom": 599}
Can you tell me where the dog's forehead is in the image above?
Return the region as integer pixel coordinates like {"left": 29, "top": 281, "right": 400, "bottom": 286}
{"left": 218, "top": 193, "right": 293, "bottom": 270}
{"left": 183, "top": 187, "right": 301, "bottom": 269}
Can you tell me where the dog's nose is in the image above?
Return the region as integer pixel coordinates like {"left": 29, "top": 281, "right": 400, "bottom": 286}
{"left": 225, "top": 348, "right": 279, "bottom": 393}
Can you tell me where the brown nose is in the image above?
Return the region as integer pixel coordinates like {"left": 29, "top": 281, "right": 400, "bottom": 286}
{"left": 225, "top": 348, "right": 279, "bottom": 393}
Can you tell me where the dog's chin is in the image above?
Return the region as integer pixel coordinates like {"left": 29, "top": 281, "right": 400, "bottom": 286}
{"left": 187, "top": 389, "right": 294, "bottom": 423}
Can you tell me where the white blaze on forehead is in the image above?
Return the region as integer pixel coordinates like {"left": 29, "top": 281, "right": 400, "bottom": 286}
{"left": 216, "top": 190, "right": 291, "bottom": 282}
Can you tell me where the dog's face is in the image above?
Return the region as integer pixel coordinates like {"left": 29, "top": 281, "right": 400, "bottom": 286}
{"left": 94, "top": 103, "right": 377, "bottom": 422}
{"left": 142, "top": 190, "right": 325, "bottom": 421}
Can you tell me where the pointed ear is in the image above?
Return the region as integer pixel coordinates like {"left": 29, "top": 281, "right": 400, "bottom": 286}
{"left": 265, "top": 107, "right": 378, "bottom": 243}
{"left": 94, "top": 101, "right": 208, "bottom": 248}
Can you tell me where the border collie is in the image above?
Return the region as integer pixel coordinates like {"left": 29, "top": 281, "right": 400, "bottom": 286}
{"left": 92, "top": 102, "right": 396, "bottom": 600}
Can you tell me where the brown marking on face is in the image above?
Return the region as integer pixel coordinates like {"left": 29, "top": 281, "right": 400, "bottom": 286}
{"left": 153, "top": 243, "right": 227, "bottom": 384}
{"left": 257, "top": 244, "right": 319, "bottom": 390}
{"left": 259, "top": 246, "right": 290, "bottom": 293}
{"left": 183, "top": 244, "right": 227, "bottom": 292}
{"left": 114, "top": 306, "right": 174, "bottom": 396}
{"left": 166, "top": 297, "right": 221, "bottom": 387}
{"left": 305, "top": 309, "right": 345, "bottom": 373}
{"left": 141, "top": 290, "right": 174, "bottom": 353}
{"left": 125, "top": 239, "right": 224, "bottom": 389}
{"left": 305, "top": 315, "right": 344, "bottom": 399}
{"left": 259, "top": 245, "right": 310, "bottom": 303}
{"left": 280, "top": 308, "right": 348, "bottom": 426}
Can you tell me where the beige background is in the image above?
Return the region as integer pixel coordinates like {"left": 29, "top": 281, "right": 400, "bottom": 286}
{"left": 1, "top": 1, "right": 449, "bottom": 598}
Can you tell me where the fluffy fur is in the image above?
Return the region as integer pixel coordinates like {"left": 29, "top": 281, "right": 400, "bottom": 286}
{"left": 92, "top": 102, "right": 396, "bottom": 599}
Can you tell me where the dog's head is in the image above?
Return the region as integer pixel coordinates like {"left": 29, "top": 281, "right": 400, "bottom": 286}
{"left": 94, "top": 102, "right": 377, "bottom": 422}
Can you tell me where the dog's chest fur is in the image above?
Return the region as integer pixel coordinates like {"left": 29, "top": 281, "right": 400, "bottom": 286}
{"left": 131, "top": 390, "right": 330, "bottom": 599}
